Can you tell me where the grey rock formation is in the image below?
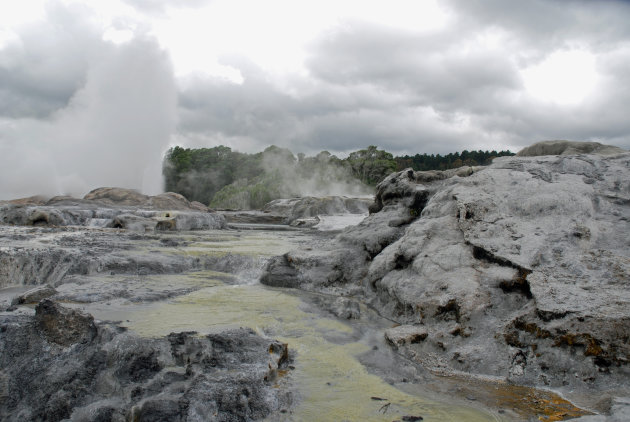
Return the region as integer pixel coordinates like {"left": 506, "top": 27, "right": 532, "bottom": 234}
{"left": 516, "top": 140, "right": 626, "bottom": 157}
{"left": 0, "top": 187, "right": 226, "bottom": 231}
{"left": 83, "top": 187, "right": 151, "bottom": 206}
{"left": 0, "top": 225, "right": 268, "bottom": 291}
{"left": 263, "top": 196, "right": 371, "bottom": 226}
{"left": 261, "top": 147, "right": 630, "bottom": 399}
{"left": 0, "top": 301, "right": 292, "bottom": 421}
{"left": 574, "top": 397, "right": 630, "bottom": 422}
{"left": 385, "top": 325, "right": 429, "bottom": 348}
{"left": 11, "top": 284, "right": 57, "bottom": 305}
{"left": 35, "top": 299, "right": 97, "bottom": 346}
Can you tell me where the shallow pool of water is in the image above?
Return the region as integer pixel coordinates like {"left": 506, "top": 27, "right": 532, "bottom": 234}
{"left": 53, "top": 228, "right": 588, "bottom": 421}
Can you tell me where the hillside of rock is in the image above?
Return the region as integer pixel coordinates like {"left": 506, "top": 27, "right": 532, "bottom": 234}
{"left": 261, "top": 143, "right": 630, "bottom": 411}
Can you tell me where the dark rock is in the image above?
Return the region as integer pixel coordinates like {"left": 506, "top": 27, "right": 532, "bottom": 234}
{"left": 260, "top": 254, "right": 300, "bottom": 288}
{"left": 35, "top": 299, "right": 97, "bottom": 346}
{"left": 0, "top": 313, "right": 291, "bottom": 421}
{"left": 84, "top": 187, "right": 150, "bottom": 205}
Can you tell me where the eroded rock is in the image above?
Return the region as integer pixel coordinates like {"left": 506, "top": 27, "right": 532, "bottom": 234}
{"left": 0, "top": 310, "right": 292, "bottom": 421}
{"left": 263, "top": 196, "right": 371, "bottom": 226}
{"left": 35, "top": 299, "right": 97, "bottom": 346}
{"left": 261, "top": 143, "right": 630, "bottom": 400}
{"left": 385, "top": 325, "right": 429, "bottom": 348}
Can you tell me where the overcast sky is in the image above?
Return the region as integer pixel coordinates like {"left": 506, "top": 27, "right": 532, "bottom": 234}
{"left": 1, "top": 0, "right": 629, "bottom": 198}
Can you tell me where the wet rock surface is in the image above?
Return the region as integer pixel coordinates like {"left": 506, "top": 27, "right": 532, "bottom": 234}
{"left": 261, "top": 147, "right": 630, "bottom": 414}
{"left": 0, "top": 301, "right": 291, "bottom": 422}
{"left": 0, "top": 229, "right": 214, "bottom": 290}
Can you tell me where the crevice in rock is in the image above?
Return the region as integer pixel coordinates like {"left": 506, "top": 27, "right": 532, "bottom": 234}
{"left": 537, "top": 309, "right": 570, "bottom": 322}
{"left": 30, "top": 215, "right": 50, "bottom": 226}
{"left": 499, "top": 269, "right": 532, "bottom": 299}
{"left": 394, "top": 302, "right": 415, "bottom": 319}
{"left": 111, "top": 219, "right": 125, "bottom": 229}
{"left": 470, "top": 244, "right": 532, "bottom": 298}
{"left": 553, "top": 333, "right": 611, "bottom": 366}
{"left": 394, "top": 254, "right": 413, "bottom": 270}
{"left": 408, "top": 190, "right": 430, "bottom": 218}
{"left": 472, "top": 245, "right": 514, "bottom": 268}
{"left": 435, "top": 299, "right": 461, "bottom": 323}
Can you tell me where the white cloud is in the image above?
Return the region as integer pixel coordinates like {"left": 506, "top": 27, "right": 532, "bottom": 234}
{"left": 521, "top": 49, "right": 599, "bottom": 105}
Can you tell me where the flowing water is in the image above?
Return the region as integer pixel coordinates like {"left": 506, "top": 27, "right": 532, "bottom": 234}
{"left": 48, "top": 228, "right": 588, "bottom": 421}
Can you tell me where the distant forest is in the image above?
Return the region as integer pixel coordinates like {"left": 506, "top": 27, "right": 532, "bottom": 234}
{"left": 394, "top": 149, "right": 514, "bottom": 171}
{"left": 163, "top": 145, "right": 514, "bottom": 208}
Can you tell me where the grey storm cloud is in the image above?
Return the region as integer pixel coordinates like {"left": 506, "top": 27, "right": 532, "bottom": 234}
{"left": 447, "top": 0, "right": 630, "bottom": 52}
{"left": 0, "top": 4, "right": 97, "bottom": 118}
{"left": 176, "top": 1, "right": 630, "bottom": 156}
{"left": 1, "top": 0, "right": 629, "bottom": 199}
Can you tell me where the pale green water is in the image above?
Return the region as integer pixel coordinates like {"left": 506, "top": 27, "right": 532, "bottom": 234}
{"left": 56, "top": 228, "right": 591, "bottom": 421}
{"left": 86, "top": 279, "right": 498, "bottom": 422}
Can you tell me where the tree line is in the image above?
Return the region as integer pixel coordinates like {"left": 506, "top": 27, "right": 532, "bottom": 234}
{"left": 395, "top": 149, "right": 514, "bottom": 171}
{"left": 163, "top": 145, "right": 514, "bottom": 207}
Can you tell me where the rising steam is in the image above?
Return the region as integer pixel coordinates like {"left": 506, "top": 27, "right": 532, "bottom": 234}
{"left": 0, "top": 38, "right": 176, "bottom": 200}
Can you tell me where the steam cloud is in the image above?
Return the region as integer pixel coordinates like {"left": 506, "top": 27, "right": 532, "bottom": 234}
{"left": 0, "top": 7, "right": 176, "bottom": 200}
{"left": 260, "top": 151, "right": 373, "bottom": 198}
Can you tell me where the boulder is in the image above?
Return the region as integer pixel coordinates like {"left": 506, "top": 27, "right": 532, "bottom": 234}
{"left": 5, "top": 195, "right": 48, "bottom": 206}
{"left": 11, "top": 285, "right": 57, "bottom": 305}
{"left": 35, "top": 300, "right": 97, "bottom": 346}
{"left": 147, "top": 192, "right": 205, "bottom": 211}
{"left": 170, "top": 211, "right": 227, "bottom": 230}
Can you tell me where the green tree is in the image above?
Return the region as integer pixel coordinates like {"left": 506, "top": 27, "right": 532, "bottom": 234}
{"left": 346, "top": 146, "right": 397, "bottom": 186}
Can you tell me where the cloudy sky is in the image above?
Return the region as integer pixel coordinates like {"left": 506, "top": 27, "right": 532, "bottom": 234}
{"left": 1, "top": 0, "right": 629, "bottom": 198}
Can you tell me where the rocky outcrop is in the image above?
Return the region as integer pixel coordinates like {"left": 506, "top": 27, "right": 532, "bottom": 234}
{"left": 83, "top": 187, "right": 151, "bottom": 206}
{"left": 261, "top": 145, "right": 630, "bottom": 397}
{"left": 263, "top": 196, "right": 371, "bottom": 227}
{"left": 0, "top": 301, "right": 292, "bottom": 421}
{"left": 516, "top": 140, "right": 626, "bottom": 157}
{"left": 0, "top": 187, "right": 226, "bottom": 231}
{"left": 0, "top": 226, "right": 259, "bottom": 290}
{"left": 81, "top": 188, "right": 208, "bottom": 211}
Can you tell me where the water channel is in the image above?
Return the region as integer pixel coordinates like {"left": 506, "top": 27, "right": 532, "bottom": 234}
{"left": 5, "top": 226, "right": 588, "bottom": 421}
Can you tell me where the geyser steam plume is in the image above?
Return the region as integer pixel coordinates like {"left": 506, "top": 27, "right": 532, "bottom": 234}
{"left": 0, "top": 37, "right": 176, "bottom": 200}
